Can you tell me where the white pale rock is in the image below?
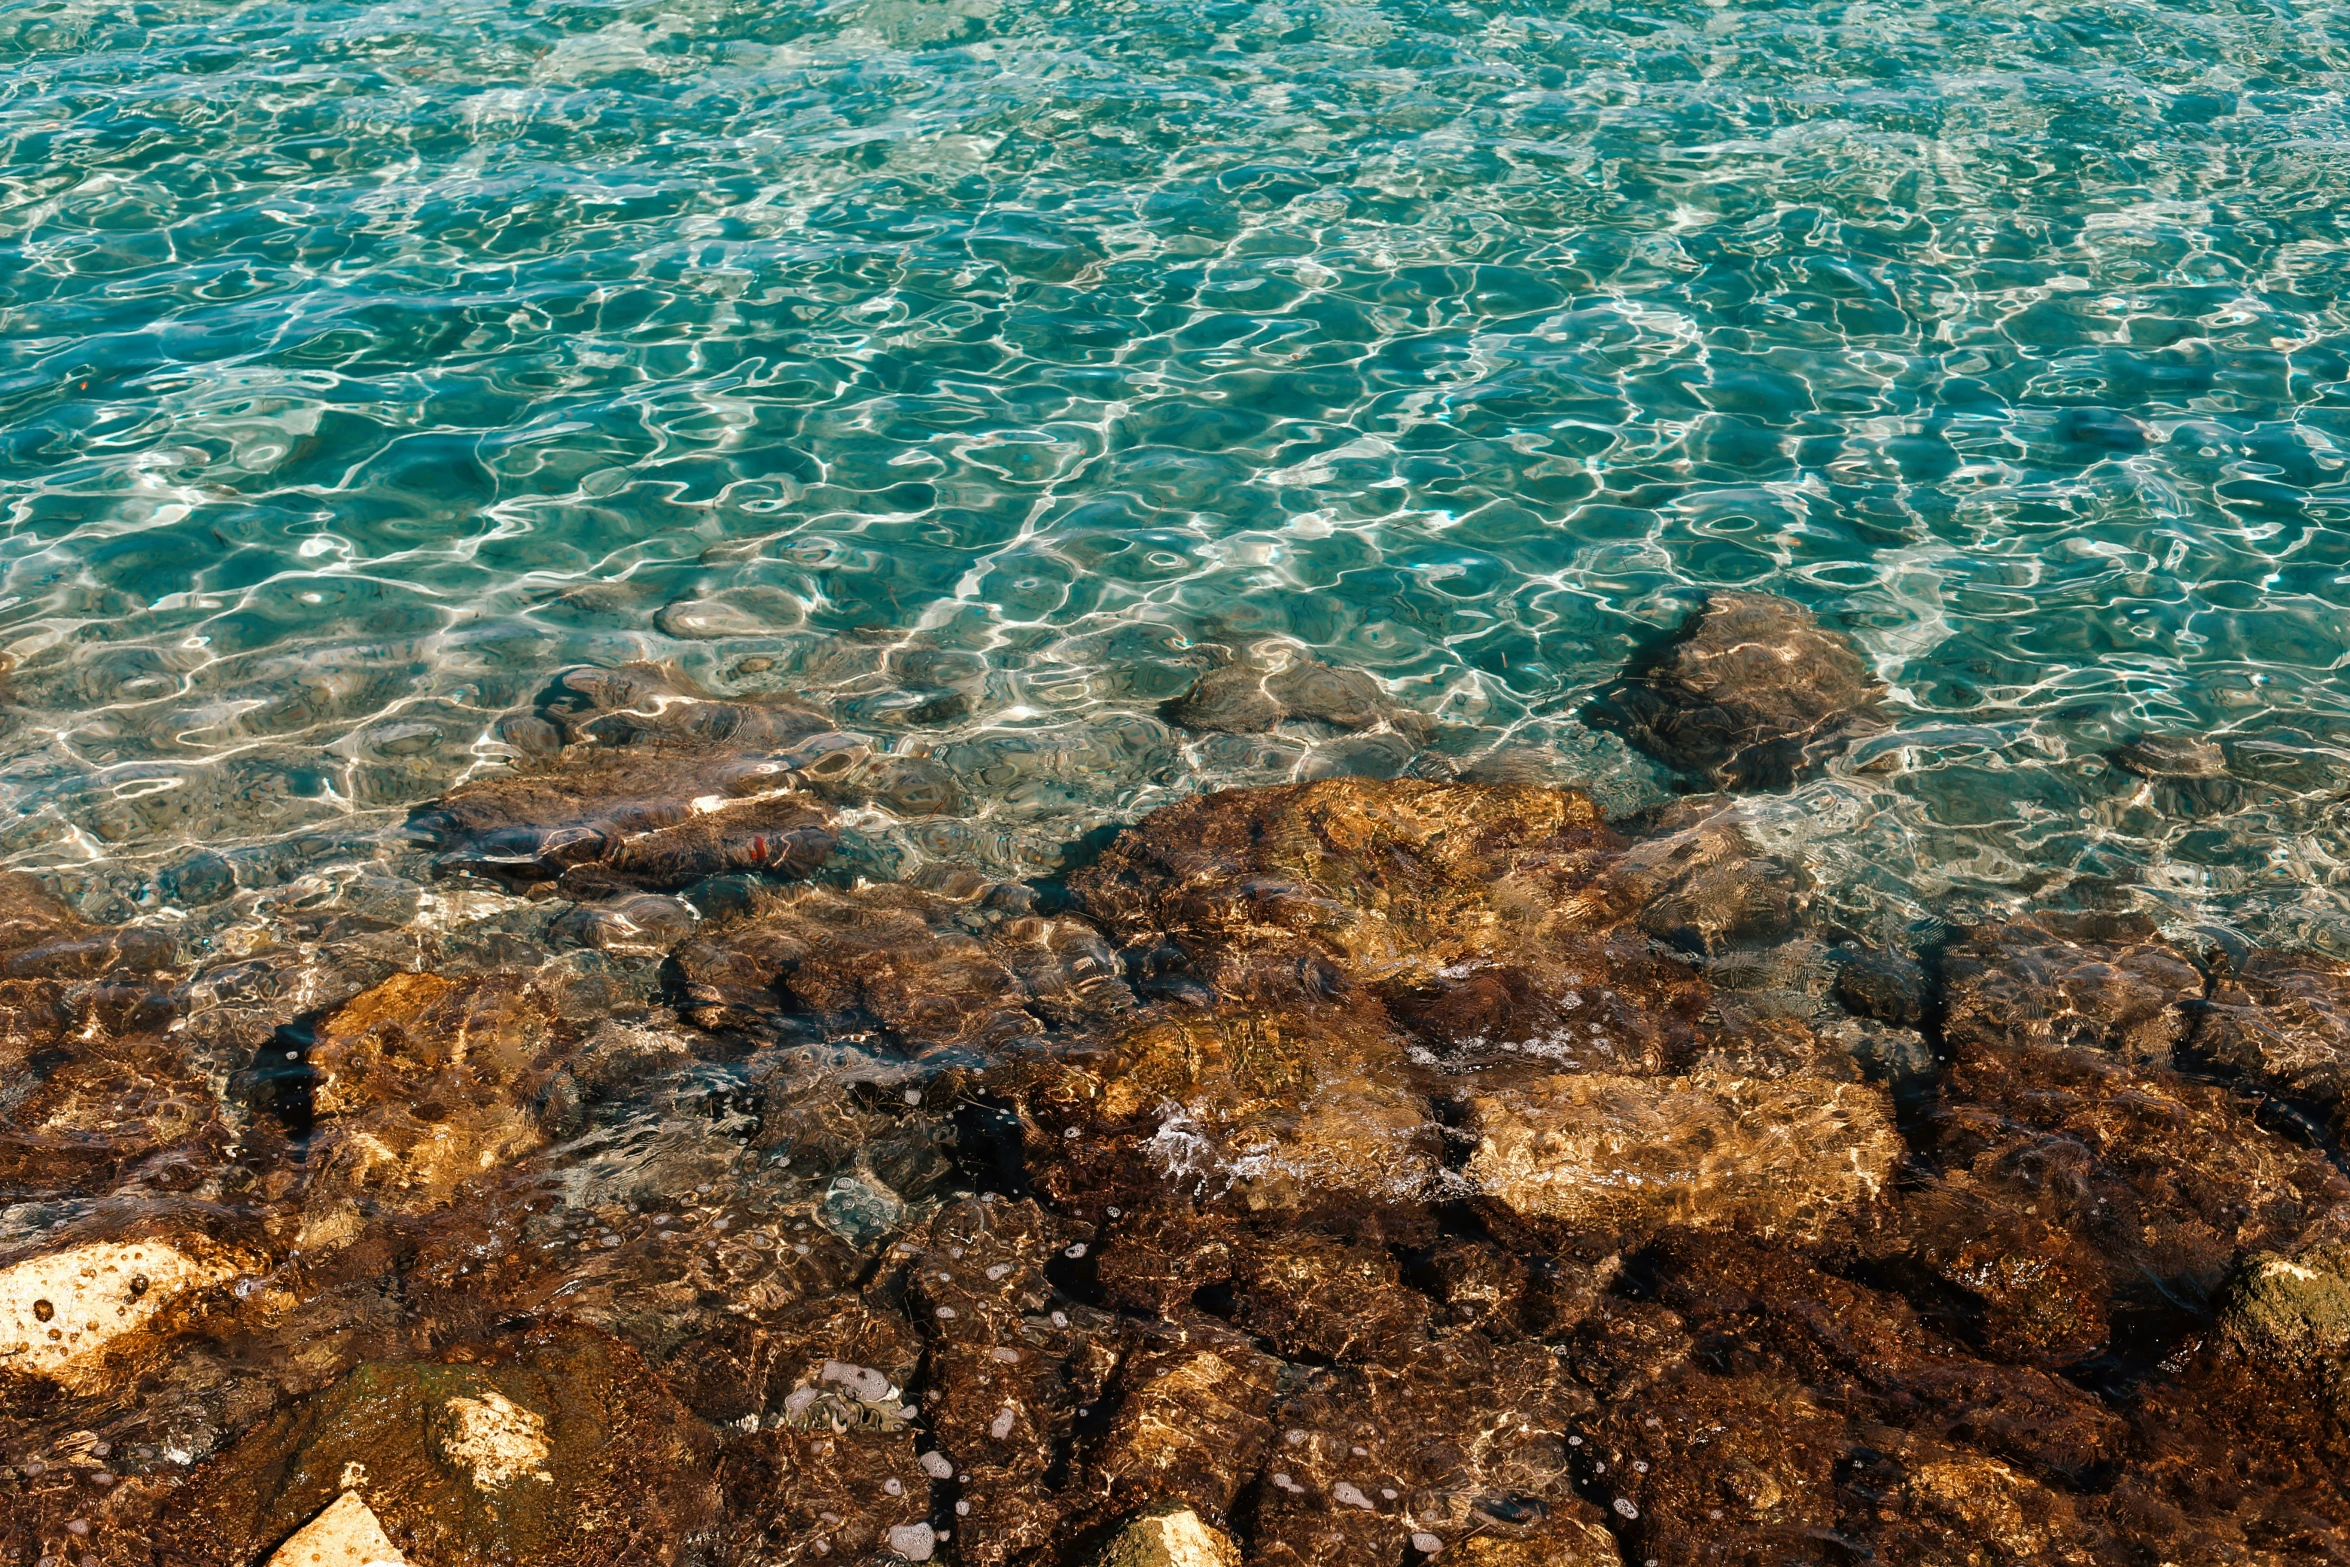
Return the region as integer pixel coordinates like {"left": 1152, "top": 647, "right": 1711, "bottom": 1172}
{"left": 0, "top": 1238, "right": 234, "bottom": 1389}
{"left": 433, "top": 1389, "right": 554, "bottom": 1487}
{"left": 1095, "top": 1508, "right": 1242, "bottom": 1567}
{"left": 264, "top": 1491, "right": 408, "bottom": 1567}
{"left": 886, "top": 1521, "right": 938, "bottom": 1560}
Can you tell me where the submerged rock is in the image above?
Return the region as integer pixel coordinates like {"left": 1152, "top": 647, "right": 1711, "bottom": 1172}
{"left": 1165, "top": 647, "right": 1429, "bottom": 740}
{"left": 0, "top": 1020, "right": 227, "bottom": 1199}
{"left": 2196, "top": 950, "right": 2350, "bottom": 1134}
{"left": 2111, "top": 733, "right": 2242, "bottom": 814}
{"left": 293, "top": 971, "right": 585, "bottom": 1244}
{"left": 413, "top": 749, "right": 837, "bottom": 894}
{"left": 164, "top": 1326, "right": 716, "bottom": 1566}
{"left": 13, "top": 753, "right": 2350, "bottom": 1567}
{"left": 0, "top": 870, "right": 177, "bottom": 978}
{"left": 1938, "top": 916, "right": 2205, "bottom": 1065}
{"left": 670, "top": 880, "right": 1130, "bottom": 1048}
{"left": 1071, "top": 777, "right": 1798, "bottom": 1072}
{"left": 533, "top": 661, "right": 833, "bottom": 753}
{"left": 1465, "top": 1070, "right": 1901, "bottom": 1241}
{"left": 1586, "top": 591, "right": 1888, "bottom": 790}
{"left": 2111, "top": 733, "right": 2226, "bottom": 780}
{"left": 1081, "top": 1326, "right": 1281, "bottom": 1529}
{"left": 1921, "top": 1040, "right": 2350, "bottom": 1324}
{"left": 1015, "top": 1004, "right": 1444, "bottom": 1212}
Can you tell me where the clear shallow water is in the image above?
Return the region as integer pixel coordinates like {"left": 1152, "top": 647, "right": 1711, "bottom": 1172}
{"left": 4, "top": 0, "right": 2350, "bottom": 952}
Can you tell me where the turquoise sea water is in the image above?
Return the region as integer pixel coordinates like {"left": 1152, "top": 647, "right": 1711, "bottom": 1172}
{"left": 4, "top": 0, "right": 2350, "bottom": 950}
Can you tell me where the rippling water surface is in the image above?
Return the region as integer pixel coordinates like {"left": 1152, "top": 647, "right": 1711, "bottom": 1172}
{"left": 5, "top": 0, "right": 2350, "bottom": 946}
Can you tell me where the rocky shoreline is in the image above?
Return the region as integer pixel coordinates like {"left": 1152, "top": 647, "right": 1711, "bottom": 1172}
{"left": 5, "top": 595, "right": 2350, "bottom": 1566}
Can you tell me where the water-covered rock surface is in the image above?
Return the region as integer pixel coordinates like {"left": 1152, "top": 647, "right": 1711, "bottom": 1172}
{"left": 4, "top": 640, "right": 2350, "bottom": 1566}
{"left": 12, "top": 0, "right": 2350, "bottom": 1555}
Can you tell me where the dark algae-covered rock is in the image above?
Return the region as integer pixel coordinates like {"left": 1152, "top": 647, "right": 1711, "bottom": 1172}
{"left": 14, "top": 753, "right": 2350, "bottom": 1567}
{"left": 1587, "top": 591, "right": 1888, "bottom": 789}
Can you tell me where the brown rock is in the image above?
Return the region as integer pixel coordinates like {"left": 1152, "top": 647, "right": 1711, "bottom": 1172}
{"left": 161, "top": 1325, "right": 716, "bottom": 1567}
{"left": 1886, "top": 1455, "right": 2101, "bottom": 1566}
{"left": 1939, "top": 916, "right": 2206, "bottom": 1066}
{"left": 1229, "top": 1231, "right": 1431, "bottom": 1363}
{"left": 1076, "top": 1326, "right": 1280, "bottom": 1528}
{"left": 2196, "top": 950, "right": 2350, "bottom": 1135}
{"left": 670, "top": 881, "right": 1130, "bottom": 1048}
{"left": 1017, "top": 1005, "right": 1444, "bottom": 1212}
{"left": 1643, "top": 1231, "right": 2128, "bottom": 1481}
{"left": 1453, "top": 1532, "right": 1621, "bottom": 1567}
{"left": 713, "top": 1428, "right": 932, "bottom": 1566}
{"left": 1072, "top": 776, "right": 1747, "bottom": 1076}
{"left": 0, "top": 1025, "right": 226, "bottom": 1199}
{"left": 1585, "top": 591, "right": 1888, "bottom": 789}
{"left": 296, "top": 973, "right": 572, "bottom": 1240}
{"left": 1579, "top": 1373, "right": 1846, "bottom": 1565}
{"left": 412, "top": 748, "right": 836, "bottom": 894}
{"left": 1466, "top": 1070, "right": 1902, "bottom": 1241}
{"left": 1922, "top": 1041, "right": 2350, "bottom": 1322}
{"left": 1251, "top": 1334, "right": 1595, "bottom": 1565}
{"left": 1071, "top": 777, "right": 1611, "bottom": 999}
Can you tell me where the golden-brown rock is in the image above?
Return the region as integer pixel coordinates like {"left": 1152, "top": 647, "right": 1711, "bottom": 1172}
{"left": 1466, "top": 1070, "right": 1901, "bottom": 1241}
{"left": 296, "top": 972, "right": 571, "bottom": 1241}
{"left": 1094, "top": 1508, "right": 1242, "bottom": 1567}
{"left": 1018, "top": 1005, "right": 1443, "bottom": 1212}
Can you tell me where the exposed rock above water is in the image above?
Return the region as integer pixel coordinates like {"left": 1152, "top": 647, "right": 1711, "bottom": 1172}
{"left": 1587, "top": 591, "right": 1888, "bottom": 790}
